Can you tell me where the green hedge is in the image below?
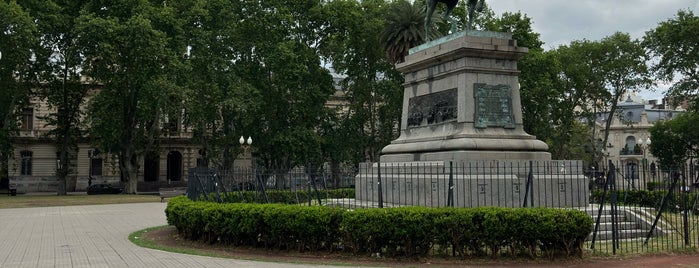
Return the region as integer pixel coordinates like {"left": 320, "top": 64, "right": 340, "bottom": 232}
{"left": 166, "top": 196, "right": 593, "bottom": 258}
{"left": 197, "top": 188, "right": 355, "bottom": 204}
{"left": 591, "top": 189, "right": 698, "bottom": 213}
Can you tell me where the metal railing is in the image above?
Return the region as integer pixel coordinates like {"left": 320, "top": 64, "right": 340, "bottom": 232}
{"left": 186, "top": 160, "right": 699, "bottom": 255}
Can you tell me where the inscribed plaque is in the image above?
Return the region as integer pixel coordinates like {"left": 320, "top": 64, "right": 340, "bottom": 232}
{"left": 474, "top": 83, "right": 515, "bottom": 129}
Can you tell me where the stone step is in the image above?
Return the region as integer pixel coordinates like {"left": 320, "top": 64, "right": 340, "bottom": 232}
{"left": 588, "top": 229, "right": 648, "bottom": 241}
{"left": 594, "top": 221, "right": 638, "bottom": 232}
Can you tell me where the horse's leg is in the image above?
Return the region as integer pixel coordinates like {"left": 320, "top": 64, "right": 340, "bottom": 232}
{"left": 444, "top": 6, "right": 456, "bottom": 34}
{"left": 467, "top": 1, "right": 476, "bottom": 30}
{"left": 425, "top": 1, "right": 436, "bottom": 41}
{"left": 476, "top": 0, "right": 485, "bottom": 12}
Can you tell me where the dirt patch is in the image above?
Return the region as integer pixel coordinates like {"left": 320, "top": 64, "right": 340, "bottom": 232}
{"left": 141, "top": 226, "right": 699, "bottom": 267}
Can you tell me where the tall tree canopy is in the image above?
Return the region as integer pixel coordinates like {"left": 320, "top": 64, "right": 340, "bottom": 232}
{"left": 644, "top": 9, "right": 699, "bottom": 108}
{"left": 76, "top": 0, "right": 187, "bottom": 193}
{"left": 649, "top": 112, "right": 699, "bottom": 171}
{"left": 20, "top": 0, "right": 90, "bottom": 195}
{"left": 322, "top": 0, "right": 402, "bottom": 163}
{"left": 0, "top": 1, "right": 37, "bottom": 188}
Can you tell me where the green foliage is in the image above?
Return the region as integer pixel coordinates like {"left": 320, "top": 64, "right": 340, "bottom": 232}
{"left": 167, "top": 197, "right": 593, "bottom": 259}
{"left": 200, "top": 188, "right": 355, "bottom": 204}
{"left": 381, "top": 0, "right": 427, "bottom": 64}
{"left": 646, "top": 181, "right": 663, "bottom": 191}
{"left": 18, "top": 0, "right": 91, "bottom": 194}
{"left": 320, "top": 0, "right": 402, "bottom": 163}
{"left": 0, "top": 0, "right": 38, "bottom": 179}
{"left": 649, "top": 112, "right": 699, "bottom": 170}
{"left": 643, "top": 9, "right": 699, "bottom": 104}
{"left": 591, "top": 189, "right": 698, "bottom": 213}
{"left": 75, "top": 1, "right": 187, "bottom": 192}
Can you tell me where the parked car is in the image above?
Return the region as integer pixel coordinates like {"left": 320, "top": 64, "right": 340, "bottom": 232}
{"left": 87, "top": 184, "right": 123, "bottom": 195}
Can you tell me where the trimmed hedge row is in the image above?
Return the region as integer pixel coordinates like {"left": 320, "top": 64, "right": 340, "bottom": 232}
{"left": 166, "top": 196, "right": 593, "bottom": 258}
{"left": 591, "top": 189, "right": 698, "bottom": 213}
{"left": 198, "top": 188, "right": 355, "bottom": 204}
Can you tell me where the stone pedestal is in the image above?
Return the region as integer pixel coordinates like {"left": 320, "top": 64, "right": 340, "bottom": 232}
{"left": 380, "top": 30, "right": 550, "bottom": 162}
{"left": 353, "top": 31, "right": 591, "bottom": 209}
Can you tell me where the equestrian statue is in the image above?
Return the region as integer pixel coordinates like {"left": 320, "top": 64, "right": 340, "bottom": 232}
{"left": 425, "top": 0, "right": 485, "bottom": 41}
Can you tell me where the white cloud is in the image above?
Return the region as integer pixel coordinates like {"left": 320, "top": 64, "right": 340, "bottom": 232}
{"left": 486, "top": 0, "right": 697, "bottom": 101}
{"left": 488, "top": 0, "right": 697, "bottom": 49}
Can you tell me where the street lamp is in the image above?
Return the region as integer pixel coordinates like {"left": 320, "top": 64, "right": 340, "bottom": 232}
{"left": 638, "top": 137, "right": 651, "bottom": 186}
{"left": 239, "top": 136, "right": 253, "bottom": 190}
{"left": 239, "top": 136, "right": 252, "bottom": 156}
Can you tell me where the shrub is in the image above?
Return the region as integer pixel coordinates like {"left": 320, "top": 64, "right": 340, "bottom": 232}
{"left": 166, "top": 197, "right": 592, "bottom": 259}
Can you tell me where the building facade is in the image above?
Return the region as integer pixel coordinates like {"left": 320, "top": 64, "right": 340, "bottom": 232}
{"left": 593, "top": 95, "right": 685, "bottom": 190}
{"left": 7, "top": 93, "right": 199, "bottom": 193}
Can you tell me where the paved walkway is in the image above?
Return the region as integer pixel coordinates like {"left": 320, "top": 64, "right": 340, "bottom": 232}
{"left": 0, "top": 203, "right": 357, "bottom": 268}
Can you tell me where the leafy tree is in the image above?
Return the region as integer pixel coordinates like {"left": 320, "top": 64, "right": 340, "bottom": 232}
{"left": 649, "top": 112, "right": 699, "bottom": 170}
{"left": 643, "top": 9, "right": 699, "bottom": 108}
{"left": 0, "top": 1, "right": 37, "bottom": 189}
{"left": 20, "top": 0, "right": 90, "bottom": 195}
{"left": 483, "top": 11, "right": 550, "bottom": 139}
{"left": 178, "top": 0, "right": 336, "bottom": 185}
{"left": 596, "top": 32, "right": 653, "bottom": 153}
{"left": 321, "top": 0, "right": 402, "bottom": 163}
{"left": 75, "top": 1, "right": 187, "bottom": 193}
{"left": 175, "top": 0, "right": 260, "bottom": 169}
{"left": 544, "top": 40, "right": 606, "bottom": 160}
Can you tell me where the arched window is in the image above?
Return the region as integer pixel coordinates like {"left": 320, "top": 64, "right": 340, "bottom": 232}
{"left": 625, "top": 136, "right": 637, "bottom": 154}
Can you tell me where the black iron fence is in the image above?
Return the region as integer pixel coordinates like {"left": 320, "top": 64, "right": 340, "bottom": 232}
{"left": 186, "top": 160, "right": 699, "bottom": 255}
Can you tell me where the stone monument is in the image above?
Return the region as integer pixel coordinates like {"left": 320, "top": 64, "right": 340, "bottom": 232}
{"left": 381, "top": 30, "right": 550, "bottom": 163}
{"left": 354, "top": 31, "right": 588, "bottom": 208}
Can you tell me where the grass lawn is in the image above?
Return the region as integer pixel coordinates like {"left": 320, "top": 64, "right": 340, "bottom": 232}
{"left": 0, "top": 193, "right": 161, "bottom": 209}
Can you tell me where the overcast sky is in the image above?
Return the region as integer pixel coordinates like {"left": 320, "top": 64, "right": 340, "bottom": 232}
{"left": 486, "top": 0, "right": 698, "bottom": 100}
{"left": 487, "top": 0, "right": 698, "bottom": 49}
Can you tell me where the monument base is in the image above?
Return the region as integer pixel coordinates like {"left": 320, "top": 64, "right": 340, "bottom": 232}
{"left": 381, "top": 150, "right": 551, "bottom": 162}
{"left": 354, "top": 160, "right": 589, "bottom": 208}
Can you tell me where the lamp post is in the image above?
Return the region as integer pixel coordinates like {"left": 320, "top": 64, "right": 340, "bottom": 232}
{"left": 239, "top": 136, "right": 252, "bottom": 157}
{"left": 638, "top": 137, "right": 651, "bottom": 187}
{"left": 239, "top": 136, "right": 253, "bottom": 190}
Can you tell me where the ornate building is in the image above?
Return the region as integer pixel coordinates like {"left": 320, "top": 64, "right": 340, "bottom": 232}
{"left": 593, "top": 95, "right": 685, "bottom": 190}
{"left": 7, "top": 92, "right": 197, "bottom": 193}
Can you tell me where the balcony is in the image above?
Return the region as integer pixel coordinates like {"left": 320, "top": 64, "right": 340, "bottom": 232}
{"left": 620, "top": 149, "right": 643, "bottom": 156}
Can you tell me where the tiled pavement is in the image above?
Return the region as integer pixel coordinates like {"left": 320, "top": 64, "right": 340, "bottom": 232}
{"left": 0, "top": 203, "right": 355, "bottom": 268}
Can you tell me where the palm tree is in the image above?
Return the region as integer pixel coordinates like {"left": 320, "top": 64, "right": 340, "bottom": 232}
{"left": 381, "top": 0, "right": 440, "bottom": 64}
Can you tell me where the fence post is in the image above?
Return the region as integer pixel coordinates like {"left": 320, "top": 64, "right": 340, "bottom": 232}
{"left": 609, "top": 162, "right": 618, "bottom": 254}
{"left": 645, "top": 169, "right": 679, "bottom": 246}
{"left": 683, "top": 171, "right": 690, "bottom": 246}
{"left": 590, "top": 160, "right": 612, "bottom": 251}
{"left": 523, "top": 161, "right": 534, "bottom": 207}
{"left": 447, "top": 161, "right": 454, "bottom": 207}
{"left": 377, "top": 160, "right": 383, "bottom": 208}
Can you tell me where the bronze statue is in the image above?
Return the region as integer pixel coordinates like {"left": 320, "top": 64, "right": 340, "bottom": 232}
{"left": 425, "top": 0, "right": 485, "bottom": 41}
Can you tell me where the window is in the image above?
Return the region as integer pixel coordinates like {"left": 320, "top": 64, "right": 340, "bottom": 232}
{"left": 21, "top": 108, "right": 33, "bottom": 131}
{"left": 20, "top": 150, "right": 32, "bottom": 175}
{"left": 90, "top": 158, "right": 103, "bottom": 176}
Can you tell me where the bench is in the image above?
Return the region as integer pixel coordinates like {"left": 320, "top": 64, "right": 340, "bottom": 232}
{"left": 159, "top": 187, "right": 186, "bottom": 202}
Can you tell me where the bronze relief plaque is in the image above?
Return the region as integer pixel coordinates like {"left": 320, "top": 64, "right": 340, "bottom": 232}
{"left": 474, "top": 83, "right": 515, "bottom": 129}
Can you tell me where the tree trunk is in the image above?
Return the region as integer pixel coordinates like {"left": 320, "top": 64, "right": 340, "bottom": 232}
{"left": 120, "top": 146, "right": 140, "bottom": 194}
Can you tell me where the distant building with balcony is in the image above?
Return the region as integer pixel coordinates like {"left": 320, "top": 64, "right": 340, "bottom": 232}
{"left": 593, "top": 95, "right": 685, "bottom": 190}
